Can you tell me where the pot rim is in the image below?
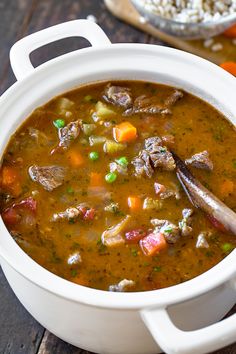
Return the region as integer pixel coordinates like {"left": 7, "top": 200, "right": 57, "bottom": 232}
{"left": 0, "top": 42, "right": 236, "bottom": 310}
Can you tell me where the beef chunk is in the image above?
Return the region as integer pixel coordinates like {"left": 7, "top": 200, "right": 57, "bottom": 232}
{"left": 182, "top": 208, "right": 193, "bottom": 219}
{"left": 164, "top": 89, "right": 183, "bottom": 108}
{"left": 67, "top": 252, "right": 82, "bottom": 265}
{"left": 104, "top": 202, "right": 120, "bottom": 214}
{"left": 185, "top": 150, "right": 213, "bottom": 171}
{"left": 159, "top": 189, "right": 180, "bottom": 200}
{"left": 109, "top": 279, "right": 135, "bottom": 292}
{"left": 52, "top": 204, "right": 95, "bottom": 222}
{"left": 124, "top": 95, "right": 171, "bottom": 116}
{"left": 29, "top": 165, "right": 65, "bottom": 191}
{"left": 145, "top": 137, "right": 176, "bottom": 171}
{"left": 103, "top": 84, "right": 132, "bottom": 109}
{"left": 53, "top": 207, "right": 80, "bottom": 221}
{"left": 151, "top": 219, "right": 180, "bottom": 244}
{"left": 154, "top": 182, "right": 167, "bottom": 195}
{"left": 2, "top": 197, "right": 37, "bottom": 227}
{"left": 144, "top": 136, "right": 162, "bottom": 151}
{"left": 58, "top": 120, "right": 80, "bottom": 148}
{"left": 132, "top": 136, "right": 175, "bottom": 177}
{"left": 132, "top": 150, "right": 154, "bottom": 177}
{"left": 196, "top": 232, "right": 210, "bottom": 248}
{"left": 150, "top": 145, "right": 175, "bottom": 171}
{"left": 179, "top": 208, "right": 194, "bottom": 237}
{"left": 154, "top": 181, "right": 181, "bottom": 200}
{"left": 110, "top": 161, "right": 128, "bottom": 175}
{"left": 123, "top": 89, "right": 183, "bottom": 116}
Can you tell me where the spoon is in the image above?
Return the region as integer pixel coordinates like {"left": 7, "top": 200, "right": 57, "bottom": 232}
{"left": 172, "top": 152, "right": 236, "bottom": 235}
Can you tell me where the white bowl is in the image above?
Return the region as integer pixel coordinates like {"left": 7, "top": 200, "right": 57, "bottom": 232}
{"left": 0, "top": 20, "right": 236, "bottom": 354}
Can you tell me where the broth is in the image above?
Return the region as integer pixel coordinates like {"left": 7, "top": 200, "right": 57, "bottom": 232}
{"left": 0, "top": 81, "right": 235, "bottom": 292}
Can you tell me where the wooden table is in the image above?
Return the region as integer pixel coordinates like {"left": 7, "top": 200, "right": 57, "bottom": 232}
{"left": 0, "top": 1, "right": 235, "bottom": 353}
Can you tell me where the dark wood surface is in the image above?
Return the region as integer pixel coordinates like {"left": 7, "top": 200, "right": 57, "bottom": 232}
{"left": 0, "top": 1, "right": 235, "bottom": 353}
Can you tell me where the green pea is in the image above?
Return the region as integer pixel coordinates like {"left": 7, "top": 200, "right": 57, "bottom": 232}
{"left": 153, "top": 266, "right": 162, "bottom": 272}
{"left": 116, "top": 156, "right": 128, "bottom": 167}
{"left": 105, "top": 172, "right": 117, "bottom": 183}
{"left": 89, "top": 151, "right": 99, "bottom": 161}
{"left": 53, "top": 119, "right": 65, "bottom": 129}
{"left": 67, "top": 187, "right": 74, "bottom": 195}
{"left": 84, "top": 95, "right": 93, "bottom": 102}
{"left": 221, "top": 243, "right": 234, "bottom": 253}
{"left": 131, "top": 248, "right": 138, "bottom": 257}
{"left": 71, "top": 269, "right": 78, "bottom": 277}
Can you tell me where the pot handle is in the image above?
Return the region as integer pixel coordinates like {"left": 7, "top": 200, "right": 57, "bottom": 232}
{"left": 141, "top": 279, "right": 236, "bottom": 354}
{"left": 10, "top": 19, "right": 111, "bottom": 80}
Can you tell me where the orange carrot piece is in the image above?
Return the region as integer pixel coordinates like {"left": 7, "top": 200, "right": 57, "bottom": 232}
{"left": 2, "top": 166, "right": 17, "bottom": 185}
{"left": 223, "top": 24, "right": 236, "bottom": 38}
{"left": 67, "top": 150, "right": 84, "bottom": 167}
{"left": 90, "top": 172, "right": 103, "bottom": 187}
{"left": 220, "top": 62, "right": 236, "bottom": 76}
{"left": 113, "top": 122, "right": 137, "bottom": 143}
{"left": 127, "top": 196, "right": 141, "bottom": 211}
{"left": 220, "top": 179, "right": 234, "bottom": 197}
{"left": 1, "top": 166, "right": 21, "bottom": 196}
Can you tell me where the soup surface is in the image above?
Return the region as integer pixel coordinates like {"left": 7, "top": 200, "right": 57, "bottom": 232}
{"left": 0, "top": 81, "right": 235, "bottom": 292}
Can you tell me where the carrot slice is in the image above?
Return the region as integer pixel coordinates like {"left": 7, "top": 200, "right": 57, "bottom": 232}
{"left": 140, "top": 232, "right": 167, "bottom": 256}
{"left": 223, "top": 24, "right": 236, "bottom": 38}
{"left": 1, "top": 166, "right": 21, "bottom": 196}
{"left": 113, "top": 122, "right": 137, "bottom": 143}
{"left": 220, "top": 179, "right": 234, "bottom": 197}
{"left": 220, "top": 62, "right": 236, "bottom": 76}
{"left": 127, "top": 196, "right": 141, "bottom": 211}
{"left": 67, "top": 150, "right": 84, "bottom": 167}
{"left": 90, "top": 172, "right": 103, "bottom": 187}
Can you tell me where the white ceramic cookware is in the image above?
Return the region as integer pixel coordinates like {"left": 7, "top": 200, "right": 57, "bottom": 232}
{"left": 0, "top": 19, "right": 236, "bottom": 354}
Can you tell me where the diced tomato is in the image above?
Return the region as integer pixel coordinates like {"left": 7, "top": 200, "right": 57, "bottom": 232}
{"left": 139, "top": 232, "right": 167, "bottom": 256}
{"left": 2, "top": 197, "right": 37, "bottom": 226}
{"left": 77, "top": 206, "right": 95, "bottom": 221}
{"left": 207, "top": 215, "right": 226, "bottom": 233}
{"left": 83, "top": 208, "right": 95, "bottom": 220}
{"left": 125, "top": 229, "right": 147, "bottom": 244}
{"left": 18, "top": 197, "right": 37, "bottom": 212}
{"left": 154, "top": 182, "right": 166, "bottom": 195}
{"left": 2, "top": 207, "right": 21, "bottom": 225}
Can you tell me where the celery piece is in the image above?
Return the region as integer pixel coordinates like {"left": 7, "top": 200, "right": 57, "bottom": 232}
{"left": 89, "top": 135, "right": 106, "bottom": 146}
{"left": 95, "top": 101, "right": 116, "bottom": 120}
{"left": 82, "top": 123, "right": 96, "bottom": 136}
{"left": 103, "top": 140, "right": 126, "bottom": 154}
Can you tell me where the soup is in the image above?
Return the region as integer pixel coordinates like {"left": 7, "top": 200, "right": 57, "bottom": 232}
{"left": 0, "top": 81, "right": 235, "bottom": 292}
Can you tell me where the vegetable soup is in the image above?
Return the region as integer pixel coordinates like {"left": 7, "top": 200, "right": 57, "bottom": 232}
{"left": 0, "top": 81, "right": 235, "bottom": 292}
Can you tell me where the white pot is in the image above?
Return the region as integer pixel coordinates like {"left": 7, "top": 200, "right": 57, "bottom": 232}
{"left": 0, "top": 20, "right": 236, "bottom": 354}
